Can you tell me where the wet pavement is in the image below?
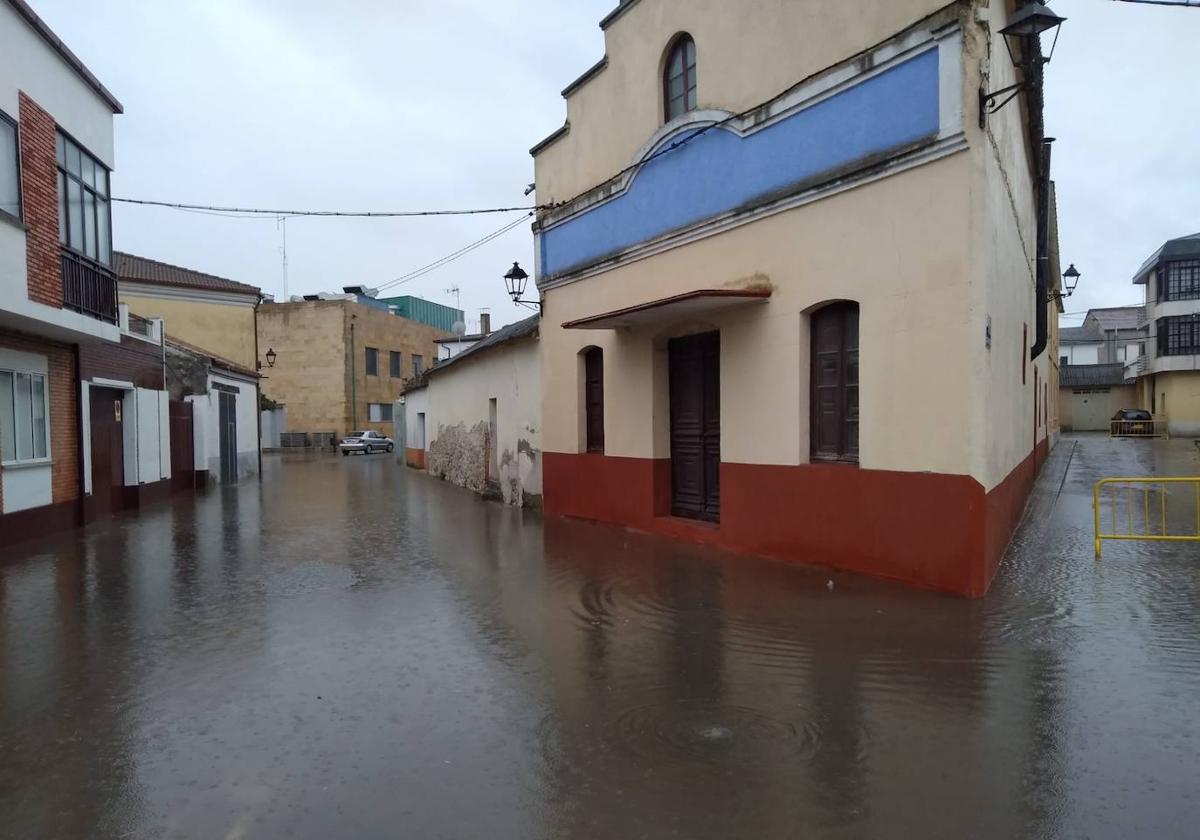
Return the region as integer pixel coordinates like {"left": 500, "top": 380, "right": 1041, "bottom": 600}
{"left": 2, "top": 436, "right": 1199, "bottom": 839}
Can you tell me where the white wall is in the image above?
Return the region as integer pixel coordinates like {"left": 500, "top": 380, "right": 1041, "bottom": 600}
{"left": 0, "top": 1, "right": 116, "bottom": 166}
{"left": 403, "top": 387, "right": 428, "bottom": 451}
{"left": 192, "top": 372, "right": 260, "bottom": 483}
{"left": 423, "top": 337, "right": 542, "bottom": 505}
{"left": 1065, "top": 345, "right": 1100, "bottom": 365}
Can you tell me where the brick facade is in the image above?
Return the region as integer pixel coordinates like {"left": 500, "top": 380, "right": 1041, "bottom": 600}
{"left": 0, "top": 329, "right": 80, "bottom": 508}
{"left": 18, "top": 92, "right": 62, "bottom": 309}
{"left": 79, "top": 335, "right": 165, "bottom": 391}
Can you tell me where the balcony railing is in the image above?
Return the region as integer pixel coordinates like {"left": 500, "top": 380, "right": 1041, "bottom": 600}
{"left": 61, "top": 249, "right": 118, "bottom": 324}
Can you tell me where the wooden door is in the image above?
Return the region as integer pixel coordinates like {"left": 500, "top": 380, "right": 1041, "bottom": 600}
{"left": 89, "top": 388, "right": 124, "bottom": 515}
{"left": 669, "top": 331, "right": 720, "bottom": 522}
{"left": 584, "top": 348, "right": 605, "bottom": 453}
{"left": 811, "top": 303, "right": 859, "bottom": 461}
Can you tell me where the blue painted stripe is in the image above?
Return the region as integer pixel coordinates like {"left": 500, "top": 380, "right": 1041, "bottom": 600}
{"left": 541, "top": 49, "right": 941, "bottom": 279}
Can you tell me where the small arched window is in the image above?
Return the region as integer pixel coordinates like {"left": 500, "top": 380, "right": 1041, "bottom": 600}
{"left": 663, "top": 35, "right": 697, "bottom": 123}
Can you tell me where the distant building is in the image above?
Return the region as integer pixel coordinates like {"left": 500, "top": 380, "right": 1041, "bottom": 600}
{"left": 402, "top": 314, "right": 541, "bottom": 507}
{"left": 529, "top": 0, "right": 1062, "bottom": 597}
{"left": 434, "top": 311, "right": 493, "bottom": 361}
{"left": 1131, "top": 231, "right": 1200, "bottom": 436}
{"left": 1058, "top": 307, "right": 1145, "bottom": 367}
{"left": 257, "top": 297, "right": 450, "bottom": 441}
{"left": 1, "top": 0, "right": 124, "bottom": 546}
{"left": 377, "top": 295, "right": 464, "bottom": 334}
{"left": 165, "top": 335, "right": 261, "bottom": 486}
{"left": 115, "top": 251, "right": 262, "bottom": 372}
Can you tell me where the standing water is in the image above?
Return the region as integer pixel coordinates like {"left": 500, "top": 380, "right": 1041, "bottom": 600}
{"left": 1, "top": 437, "right": 1198, "bottom": 838}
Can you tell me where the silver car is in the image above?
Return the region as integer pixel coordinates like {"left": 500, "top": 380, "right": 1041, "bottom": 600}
{"left": 339, "top": 430, "right": 395, "bottom": 456}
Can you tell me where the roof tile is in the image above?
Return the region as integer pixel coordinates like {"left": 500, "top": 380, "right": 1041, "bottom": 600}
{"left": 115, "top": 252, "right": 261, "bottom": 297}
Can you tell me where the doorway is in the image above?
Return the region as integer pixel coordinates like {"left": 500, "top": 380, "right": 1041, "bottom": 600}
{"left": 89, "top": 387, "right": 125, "bottom": 515}
{"left": 218, "top": 389, "right": 238, "bottom": 484}
{"left": 668, "top": 331, "right": 720, "bottom": 522}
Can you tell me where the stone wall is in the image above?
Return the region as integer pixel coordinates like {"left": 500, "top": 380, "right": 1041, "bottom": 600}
{"left": 426, "top": 421, "right": 490, "bottom": 494}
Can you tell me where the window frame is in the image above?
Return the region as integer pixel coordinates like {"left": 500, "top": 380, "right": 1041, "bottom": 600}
{"left": 0, "top": 367, "right": 51, "bottom": 467}
{"left": 663, "top": 34, "right": 698, "bottom": 123}
{"left": 412, "top": 354, "right": 424, "bottom": 377}
{"left": 55, "top": 129, "right": 112, "bottom": 267}
{"left": 0, "top": 108, "right": 21, "bottom": 225}
{"left": 1161, "top": 259, "right": 1200, "bottom": 303}
{"left": 364, "top": 347, "right": 379, "bottom": 377}
{"left": 389, "top": 350, "right": 402, "bottom": 378}
{"left": 583, "top": 347, "right": 605, "bottom": 454}
{"left": 1158, "top": 314, "right": 1200, "bottom": 357}
{"left": 809, "top": 302, "right": 860, "bottom": 464}
{"left": 367, "top": 403, "right": 393, "bottom": 423}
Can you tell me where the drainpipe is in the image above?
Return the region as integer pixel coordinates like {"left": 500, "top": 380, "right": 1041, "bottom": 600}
{"left": 350, "top": 314, "right": 358, "bottom": 432}
{"left": 1030, "top": 137, "right": 1052, "bottom": 362}
{"left": 249, "top": 296, "right": 259, "bottom": 480}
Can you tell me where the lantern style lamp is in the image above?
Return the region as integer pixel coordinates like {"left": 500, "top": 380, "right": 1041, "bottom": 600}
{"left": 980, "top": 2, "right": 1066, "bottom": 127}
{"left": 504, "top": 262, "right": 539, "bottom": 309}
{"left": 265, "top": 347, "right": 277, "bottom": 368}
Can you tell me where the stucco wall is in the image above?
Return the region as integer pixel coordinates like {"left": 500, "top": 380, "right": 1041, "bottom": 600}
{"left": 191, "top": 372, "right": 259, "bottom": 483}
{"left": 1156, "top": 371, "right": 1200, "bottom": 437}
{"left": 121, "top": 293, "right": 257, "bottom": 370}
{"left": 257, "top": 300, "right": 449, "bottom": 439}
{"left": 421, "top": 337, "right": 542, "bottom": 507}
{"left": 542, "top": 152, "right": 974, "bottom": 476}
{"left": 534, "top": 0, "right": 951, "bottom": 204}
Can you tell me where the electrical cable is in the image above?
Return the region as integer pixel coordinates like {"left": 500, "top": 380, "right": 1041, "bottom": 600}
{"left": 374, "top": 213, "right": 532, "bottom": 293}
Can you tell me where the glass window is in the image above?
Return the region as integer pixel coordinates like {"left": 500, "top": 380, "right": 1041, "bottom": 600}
{"left": 365, "top": 347, "right": 379, "bottom": 376}
{"left": 84, "top": 190, "right": 97, "bottom": 259}
{"left": 0, "top": 112, "right": 18, "bottom": 220}
{"left": 1, "top": 370, "right": 49, "bottom": 464}
{"left": 55, "top": 132, "right": 65, "bottom": 166}
{"left": 1164, "top": 260, "right": 1200, "bottom": 302}
{"left": 31, "top": 375, "right": 46, "bottom": 459}
{"left": 390, "top": 351, "right": 402, "bottom": 378}
{"left": 0, "top": 371, "right": 13, "bottom": 460}
{"left": 368, "top": 403, "right": 394, "bottom": 423}
{"left": 412, "top": 355, "right": 424, "bottom": 377}
{"left": 56, "top": 132, "right": 112, "bottom": 264}
{"left": 663, "top": 35, "right": 698, "bottom": 122}
{"left": 67, "top": 178, "right": 83, "bottom": 251}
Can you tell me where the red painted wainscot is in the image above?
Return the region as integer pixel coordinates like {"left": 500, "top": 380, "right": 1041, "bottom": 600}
{"left": 543, "top": 445, "right": 1047, "bottom": 599}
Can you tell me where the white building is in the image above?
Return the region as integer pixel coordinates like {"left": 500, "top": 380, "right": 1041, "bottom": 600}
{"left": 1131, "top": 231, "right": 1200, "bottom": 436}
{"left": 402, "top": 315, "right": 541, "bottom": 507}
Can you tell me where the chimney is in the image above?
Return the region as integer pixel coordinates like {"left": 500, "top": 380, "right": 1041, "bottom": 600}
{"left": 480, "top": 311, "right": 491, "bottom": 337}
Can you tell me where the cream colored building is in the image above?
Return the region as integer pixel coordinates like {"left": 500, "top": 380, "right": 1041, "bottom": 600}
{"left": 402, "top": 315, "right": 541, "bottom": 507}
{"left": 115, "top": 252, "right": 261, "bottom": 371}
{"left": 257, "top": 298, "right": 449, "bottom": 440}
{"left": 530, "top": 0, "right": 1062, "bottom": 597}
{"left": 1130, "top": 232, "right": 1200, "bottom": 437}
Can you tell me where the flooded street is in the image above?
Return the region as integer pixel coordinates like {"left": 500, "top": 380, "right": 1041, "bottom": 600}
{"left": 2, "top": 437, "right": 1199, "bottom": 839}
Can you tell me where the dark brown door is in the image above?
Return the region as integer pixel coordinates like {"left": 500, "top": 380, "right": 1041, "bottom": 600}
{"left": 584, "top": 348, "right": 605, "bottom": 453}
{"left": 811, "top": 303, "right": 859, "bottom": 461}
{"left": 89, "top": 387, "right": 124, "bottom": 515}
{"left": 669, "top": 331, "right": 720, "bottom": 522}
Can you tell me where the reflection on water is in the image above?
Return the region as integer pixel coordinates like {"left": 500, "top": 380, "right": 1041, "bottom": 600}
{"left": 1, "top": 439, "right": 1199, "bottom": 839}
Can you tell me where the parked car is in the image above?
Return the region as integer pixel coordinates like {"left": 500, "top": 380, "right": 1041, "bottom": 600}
{"left": 340, "top": 431, "right": 395, "bottom": 455}
{"left": 1111, "top": 408, "right": 1154, "bottom": 437}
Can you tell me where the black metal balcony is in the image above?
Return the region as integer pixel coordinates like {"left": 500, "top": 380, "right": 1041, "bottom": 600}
{"left": 61, "top": 249, "right": 118, "bottom": 324}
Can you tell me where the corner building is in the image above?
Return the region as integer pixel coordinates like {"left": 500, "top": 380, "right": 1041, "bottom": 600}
{"left": 532, "top": 0, "right": 1060, "bottom": 597}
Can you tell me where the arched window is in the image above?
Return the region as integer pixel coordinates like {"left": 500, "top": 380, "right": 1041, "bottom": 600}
{"left": 582, "top": 347, "right": 605, "bottom": 453}
{"left": 663, "top": 35, "right": 697, "bottom": 122}
{"left": 810, "top": 302, "right": 859, "bottom": 462}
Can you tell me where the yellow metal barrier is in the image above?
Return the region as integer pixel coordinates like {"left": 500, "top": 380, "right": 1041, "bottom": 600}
{"left": 1109, "top": 418, "right": 1169, "bottom": 439}
{"left": 1093, "top": 477, "right": 1200, "bottom": 558}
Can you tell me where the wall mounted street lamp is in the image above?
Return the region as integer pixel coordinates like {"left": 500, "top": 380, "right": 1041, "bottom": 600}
{"left": 503, "top": 262, "right": 541, "bottom": 310}
{"left": 1050, "top": 263, "right": 1081, "bottom": 302}
{"left": 979, "top": 2, "right": 1066, "bottom": 128}
{"left": 265, "top": 347, "right": 277, "bottom": 368}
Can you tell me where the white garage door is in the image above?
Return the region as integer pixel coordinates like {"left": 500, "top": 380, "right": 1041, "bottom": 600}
{"left": 1071, "top": 389, "right": 1112, "bottom": 431}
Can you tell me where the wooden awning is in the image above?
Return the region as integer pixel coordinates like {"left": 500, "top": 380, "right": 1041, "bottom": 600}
{"left": 561, "top": 289, "right": 771, "bottom": 330}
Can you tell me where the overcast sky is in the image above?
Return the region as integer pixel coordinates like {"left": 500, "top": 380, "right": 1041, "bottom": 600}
{"left": 30, "top": 0, "right": 1200, "bottom": 330}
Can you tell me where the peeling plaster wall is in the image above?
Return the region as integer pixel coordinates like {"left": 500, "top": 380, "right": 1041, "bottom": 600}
{"left": 419, "top": 335, "right": 542, "bottom": 507}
